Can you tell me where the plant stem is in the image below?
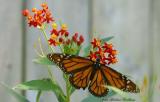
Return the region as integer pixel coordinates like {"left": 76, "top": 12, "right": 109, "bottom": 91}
{"left": 39, "top": 26, "right": 57, "bottom": 91}
{"left": 66, "top": 75, "right": 70, "bottom": 102}
{"left": 47, "top": 66, "right": 66, "bottom": 101}
{"left": 40, "top": 25, "right": 66, "bottom": 101}
{"left": 40, "top": 26, "right": 54, "bottom": 52}
{"left": 47, "top": 66, "right": 56, "bottom": 84}
{"left": 36, "top": 91, "right": 42, "bottom": 102}
{"left": 40, "top": 25, "right": 71, "bottom": 101}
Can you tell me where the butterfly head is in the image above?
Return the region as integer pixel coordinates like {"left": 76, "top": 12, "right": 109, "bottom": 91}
{"left": 47, "top": 53, "right": 65, "bottom": 65}
{"left": 96, "top": 58, "right": 100, "bottom": 63}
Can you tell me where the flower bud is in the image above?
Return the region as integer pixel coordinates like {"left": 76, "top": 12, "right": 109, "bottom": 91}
{"left": 79, "top": 35, "right": 84, "bottom": 43}
{"left": 22, "top": 9, "right": 29, "bottom": 16}
{"left": 32, "top": 8, "right": 37, "bottom": 12}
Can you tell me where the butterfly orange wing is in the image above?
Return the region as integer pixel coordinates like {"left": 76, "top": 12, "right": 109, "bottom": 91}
{"left": 47, "top": 53, "right": 93, "bottom": 74}
{"left": 101, "top": 65, "right": 140, "bottom": 93}
{"left": 69, "top": 66, "right": 92, "bottom": 89}
{"left": 48, "top": 53, "right": 94, "bottom": 90}
{"left": 88, "top": 69, "right": 109, "bottom": 97}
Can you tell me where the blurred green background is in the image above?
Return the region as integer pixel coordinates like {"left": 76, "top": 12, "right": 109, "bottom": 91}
{"left": 0, "top": 0, "right": 160, "bottom": 102}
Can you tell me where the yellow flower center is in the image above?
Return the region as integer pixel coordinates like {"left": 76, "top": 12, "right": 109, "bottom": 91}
{"left": 61, "top": 24, "right": 67, "bottom": 30}
{"left": 52, "top": 23, "right": 57, "bottom": 29}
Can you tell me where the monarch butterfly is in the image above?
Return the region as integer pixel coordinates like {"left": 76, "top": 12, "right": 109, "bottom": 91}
{"left": 47, "top": 53, "right": 140, "bottom": 97}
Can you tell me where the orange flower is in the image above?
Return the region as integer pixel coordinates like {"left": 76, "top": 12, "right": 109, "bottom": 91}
{"left": 89, "top": 51, "right": 97, "bottom": 61}
{"left": 22, "top": 9, "right": 29, "bottom": 16}
{"left": 48, "top": 38, "right": 57, "bottom": 46}
{"left": 22, "top": 3, "right": 54, "bottom": 28}
{"left": 91, "top": 38, "right": 102, "bottom": 49}
{"left": 89, "top": 38, "right": 118, "bottom": 65}
{"left": 103, "top": 43, "right": 113, "bottom": 52}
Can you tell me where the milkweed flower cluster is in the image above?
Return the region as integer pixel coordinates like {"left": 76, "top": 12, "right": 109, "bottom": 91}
{"left": 22, "top": 2, "right": 84, "bottom": 55}
{"left": 48, "top": 22, "right": 84, "bottom": 55}
{"left": 22, "top": 3, "right": 54, "bottom": 28}
{"left": 89, "top": 38, "right": 118, "bottom": 65}
{"left": 48, "top": 23, "right": 84, "bottom": 47}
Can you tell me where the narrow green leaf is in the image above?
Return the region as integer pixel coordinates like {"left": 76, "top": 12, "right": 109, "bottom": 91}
{"left": 0, "top": 83, "right": 30, "bottom": 102}
{"left": 63, "top": 73, "right": 68, "bottom": 81}
{"left": 32, "top": 56, "right": 54, "bottom": 65}
{"left": 107, "top": 86, "right": 129, "bottom": 98}
{"left": 36, "top": 91, "right": 42, "bottom": 102}
{"left": 101, "top": 36, "right": 114, "bottom": 43}
{"left": 69, "top": 87, "right": 75, "bottom": 95}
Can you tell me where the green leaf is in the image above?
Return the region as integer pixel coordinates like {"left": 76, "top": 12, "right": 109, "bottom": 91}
{"left": 32, "top": 56, "right": 54, "bottom": 65}
{"left": 69, "top": 86, "right": 75, "bottom": 95}
{"left": 14, "top": 79, "right": 54, "bottom": 91}
{"left": 107, "top": 86, "right": 129, "bottom": 98}
{"left": 83, "top": 45, "right": 91, "bottom": 57}
{"left": 63, "top": 74, "right": 75, "bottom": 96}
{"left": 14, "top": 79, "right": 66, "bottom": 102}
{"left": 101, "top": 36, "right": 114, "bottom": 43}
{"left": 0, "top": 83, "right": 30, "bottom": 102}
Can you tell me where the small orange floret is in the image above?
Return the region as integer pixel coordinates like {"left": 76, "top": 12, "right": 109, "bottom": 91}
{"left": 103, "top": 43, "right": 113, "bottom": 50}
{"left": 48, "top": 38, "right": 57, "bottom": 46}
{"left": 41, "top": 3, "right": 48, "bottom": 8}
{"left": 27, "top": 16, "right": 32, "bottom": 20}
{"left": 91, "top": 38, "right": 101, "bottom": 48}
{"left": 111, "top": 50, "right": 118, "bottom": 55}
{"left": 32, "top": 8, "right": 37, "bottom": 12}
{"left": 41, "top": 3, "right": 48, "bottom": 10}
{"left": 37, "top": 10, "right": 42, "bottom": 15}
{"left": 108, "top": 44, "right": 113, "bottom": 49}
{"left": 111, "top": 58, "right": 118, "bottom": 64}
{"left": 89, "top": 51, "right": 97, "bottom": 62}
{"left": 61, "top": 24, "right": 67, "bottom": 30}
{"left": 96, "top": 39, "right": 101, "bottom": 47}
{"left": 51, "top": 34, "right": 58, "bottom": 39}
{"left": 22, "top": 9, "right": 29, "bottom": 16}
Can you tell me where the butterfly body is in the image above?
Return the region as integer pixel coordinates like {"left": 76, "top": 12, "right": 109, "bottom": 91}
{"left": 93, "top": 58, "right": 101, "bottom": 69}
{"left": 47, "top": 53, "right": 140, "bottom": 97}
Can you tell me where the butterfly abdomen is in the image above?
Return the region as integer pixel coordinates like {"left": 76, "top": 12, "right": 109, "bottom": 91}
{"left": 90, "top": 61, "right": 101, "bottom": 80}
